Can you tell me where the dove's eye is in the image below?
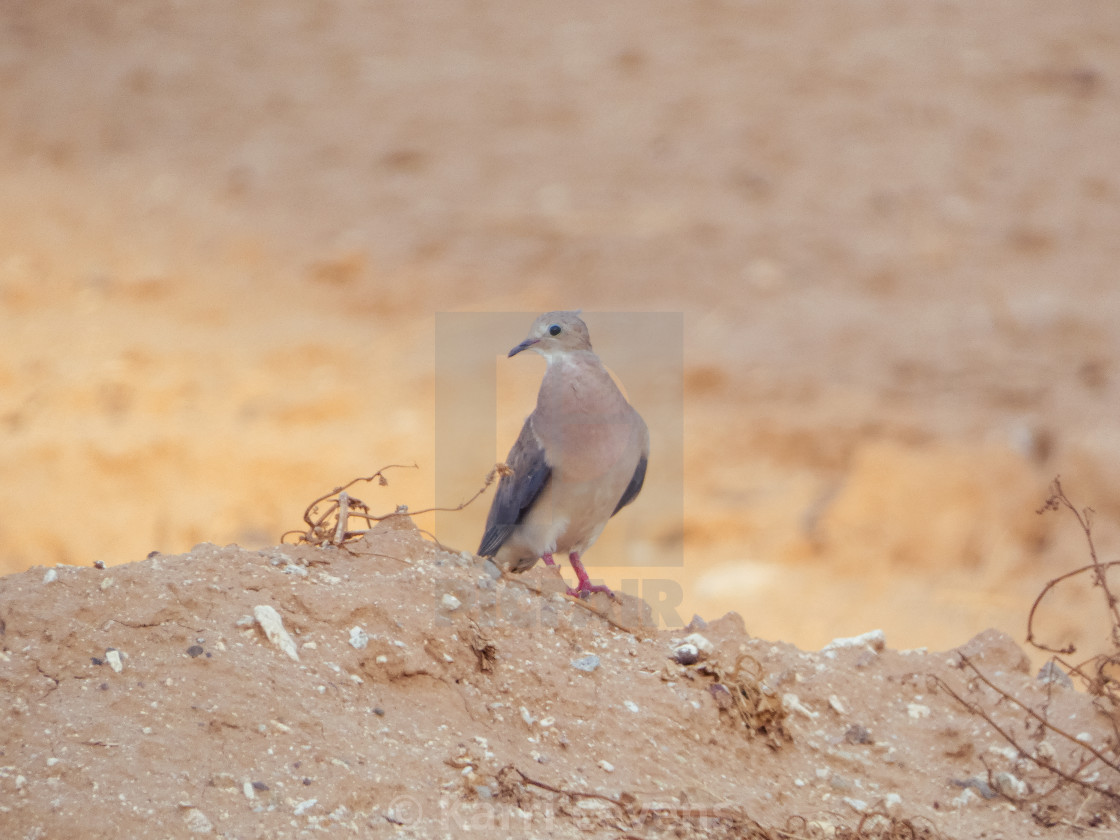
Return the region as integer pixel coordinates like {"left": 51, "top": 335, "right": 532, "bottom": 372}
{"left": 548, "top": 324, "right": 561, "bottom": 336}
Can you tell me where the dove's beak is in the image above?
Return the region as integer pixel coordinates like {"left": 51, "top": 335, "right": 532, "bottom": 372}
{"left": 508, "top": 337, "right": 539, "bottom": 357}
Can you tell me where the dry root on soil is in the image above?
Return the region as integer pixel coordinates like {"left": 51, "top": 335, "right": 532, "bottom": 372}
{"left": 282, "top": 462, "right": 504, "bottom": 547}
{"left": 698, "top": 653, "right": 792, "bottom": 750}
{"left": 494, "top": 766, "right": 938, "bottom": 839}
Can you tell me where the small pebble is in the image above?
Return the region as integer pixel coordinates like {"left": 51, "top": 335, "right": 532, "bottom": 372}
{"left": 186, "top": 645, "right": 204, "bottom": 658}
{"left": 952, "top": 777, "right": 996, "bottom": 799}
{"left": 348, "top": 627, "right": 369, "bottom": 650}
{"left": 845, "top": 725, "right": 872, "bottom": 745}
{"left": 951, "top": 786, "right": 978, "bottom": 808}
{"left": 183, "top": 808, "right": 213, "bottom": 834}
{"left": 782, "top": 693, "right": 818, "bottom": 720}
{"left": 993, "top": 771, "right": 1026, "bottom": 799}
{"left": 1037, "top": 661, "right": 1073, "bottom": 689}
{"left": 570, "top": 654, "right": 600, "bottom": 672}
{"left": 623, "top": 700, "right": 640, "bottom": 713}
{"left": 823, "top": 629, "right": 886, "bottom": 653}
{"left": 598, "top": 760, "right": 615, "bottom": 773}
{"left": 293, "top": 798, "right": 317, "bottom": 816}
{"left": 682, "top": 632, "right": 714, "bottom": 655}
{"left": 105, "top": 649, "right": 124, "bottom": 673}
{"left": 672, "top": 643, "right": 700, "bottom": 666}
{"left": 907, "top": 703, "right": 931, "bottom": 719}
{"left": 42, "top": 568, "right": 58, "bottom": 584}
{"left": 253, "top": 605, "right": 300, "bottom": 662}
{"left": 441, "top": 593, "right": 462, "bottom": 611}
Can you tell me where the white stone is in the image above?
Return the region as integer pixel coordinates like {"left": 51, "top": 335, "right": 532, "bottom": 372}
{"left": 253, "top": 605, "right": 300, "bottom": 662}
{"left": 348, "top": 627, "right": 369, "bottom": 650}
{"left": 293, "top": 798, "right": 317, "bottom": 816}
{"left": 183, "top": 807, "right": 213, "bottom": 834}
{"left": 782, "top": 693, "right": 818, "bottom": 720}
{"left": 906, "top": 703, "right": 930, "bottom": 719}
{"left": 105, "top": 649, "right": 124, "bottom": 673}
{"left": 822, "top": 629, "right": 885, "bottom": 653}
{"left": 682, "top": 633, "right": 714, "bottom": 655}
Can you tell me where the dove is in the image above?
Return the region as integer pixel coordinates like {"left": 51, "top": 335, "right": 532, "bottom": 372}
{"left": 478, "top": 311, "right": 648, "bottom": 598}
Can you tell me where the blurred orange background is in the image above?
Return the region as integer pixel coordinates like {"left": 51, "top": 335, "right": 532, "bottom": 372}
{"left": 3, "top": 2, "right": 1119, "bottom": 660}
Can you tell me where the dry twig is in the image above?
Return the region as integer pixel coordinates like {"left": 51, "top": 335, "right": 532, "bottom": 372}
{"left": 282, "top": 463, "right": 504, "bottom": 547}
{"left": 698, "top": 653, "right": 791, "bottom": 749}
{"left": 930, "top": 655, "right": 1120, "bottom": 806}
{"left": 924, "top": 479, "right": 1120, "bottom": 831}
{"left": 1032, "top": 477, "right": 1120, "bottom": 652}
{"left": 1032, "top": 478, "right": 1120, "bottom": 708}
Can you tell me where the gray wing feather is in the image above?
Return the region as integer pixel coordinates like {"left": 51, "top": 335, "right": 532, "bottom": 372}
{"left": 478, "top": 416, "right": 551, "bottom": 557}
{"left": 611, "top": 451, "right": 647, "bottom": 516}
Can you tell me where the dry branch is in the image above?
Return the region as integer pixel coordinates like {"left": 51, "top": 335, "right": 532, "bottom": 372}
{"left": 282, "top": 462, "right": 503, "bottom": 547}
{"left": 925, "top": 479, "right": 1120, "bottom": 831}
{"left": 1032, "top": 478, "right": 1120, "bottom": 709}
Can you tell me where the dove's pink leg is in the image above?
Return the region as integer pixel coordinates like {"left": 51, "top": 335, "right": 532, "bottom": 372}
{"left": 567, "top": 552, "right": 616, "bottom": 600}
{"left": 541, "top": 552, "right": 556, "bottom": 566}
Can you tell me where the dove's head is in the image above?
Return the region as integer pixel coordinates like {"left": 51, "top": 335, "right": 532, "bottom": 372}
{"left": 509, "top": 310, "right": 592, "bottom": 360}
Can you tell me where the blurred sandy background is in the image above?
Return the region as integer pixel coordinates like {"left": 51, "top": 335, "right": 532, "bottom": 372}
{"left": 2, "top": 2, "right": 1119, "bottom": 657}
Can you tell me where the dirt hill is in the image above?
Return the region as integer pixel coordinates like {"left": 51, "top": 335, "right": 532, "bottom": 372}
{"left": 1, "top": 516, "right": 1114, "bottom": 838}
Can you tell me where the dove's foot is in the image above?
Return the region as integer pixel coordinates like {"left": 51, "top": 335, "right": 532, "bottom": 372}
{"left": 567, "top": 552, "right": 618, "bottom": 601}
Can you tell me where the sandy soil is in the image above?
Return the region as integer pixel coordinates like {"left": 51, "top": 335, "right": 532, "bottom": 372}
{"left": 2, "top": 2, "right": 1120, "bottom": 835}
{"left": 2, "top": 518, "right": 1116, "bottom": 838}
